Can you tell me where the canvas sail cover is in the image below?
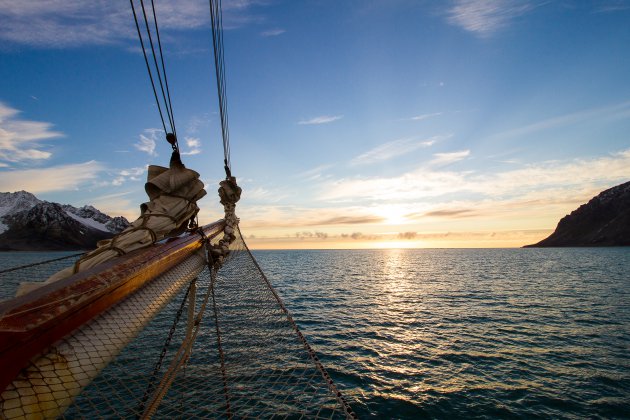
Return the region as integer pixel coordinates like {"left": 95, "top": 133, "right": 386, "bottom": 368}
{"left": 17, "top": 153, "right": 206, "bottom": 295}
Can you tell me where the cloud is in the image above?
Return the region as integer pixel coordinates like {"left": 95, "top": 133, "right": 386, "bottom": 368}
{"left": 181, "top": 136, "right": 201, "bottom": 155}
{"left": 422, "top": 209, "right": 476, "bottom": 218}
{"left": 261, "top": 28, "right": 285, "bottom": 37}
{"left": 295, "top": 231, "right": 328, "bottom": 240}
{"left": 430, "top": 150, "right": 470, "bottom": 166}
{"left": 236, "top": 205, "right": 384, "bottom": 230}
{"left": 351, "top": 136, "right": 443, "bottom": 166}
{"left": 185, "top": 114, "right": 210, "bottom": 134}
{"left": 320, "top": 148, "right": 630, "bottom": 203}
{"left": 447, "top": 0, "right": 535, "bottom": 37}
{"left": 411, "top": 112, "right": 442, "bottom": 121}
{"left": 297, "top": 164, "right": 333, "bottom": 181}
{"left": 134, "top": 129, "right": 159, "bottom": 156}
{"left": 298, "top": 115, "right": 343, "bottom": 125}
{"left": 111, "top": 166, "right": 146, "bottom": 186}
{"left": 490, "top": 100, "right": 630, "bottom": 140}
{"left": 595, "top": 1, "right": 630, "bottom": 12}
{"left": 0, "top": 161, "right": 106, "bottom": 193}
{"left": 307, "top": 215, "right": 384, "bottom": 226}
{"left": 0, "top": 102, "right": 62, "bottom": 164}
{"left": 0, "top": 0, "right": 269, "bottom": 48}
{"left": 398, "top": 231, "right": 417, "bottom": 240}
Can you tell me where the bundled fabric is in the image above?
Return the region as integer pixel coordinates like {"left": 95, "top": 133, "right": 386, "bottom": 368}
{"left": 17, "top": 152, "right": 206, "bottom": 295}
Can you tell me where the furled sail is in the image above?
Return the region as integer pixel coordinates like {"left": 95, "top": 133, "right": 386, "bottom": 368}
{"left": 16, "top": 152, "right": 206, "bottom": 296}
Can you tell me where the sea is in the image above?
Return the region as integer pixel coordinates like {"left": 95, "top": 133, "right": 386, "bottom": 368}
{"left": 1, "top": 248, "right": 629, "bottom": 419}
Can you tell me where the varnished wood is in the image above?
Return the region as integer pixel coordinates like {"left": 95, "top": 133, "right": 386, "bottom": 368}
{"left": 0, "top": 222, "right": 223, "bottom": 393}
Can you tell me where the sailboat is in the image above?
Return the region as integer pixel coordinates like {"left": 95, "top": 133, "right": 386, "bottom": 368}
{"left": 0, "top": 1, "right": 356, "bottom": 418}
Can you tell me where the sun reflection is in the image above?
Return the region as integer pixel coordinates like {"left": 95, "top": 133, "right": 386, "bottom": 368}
{"left": 373, "top": 240, "right": 426, "bottom": 249}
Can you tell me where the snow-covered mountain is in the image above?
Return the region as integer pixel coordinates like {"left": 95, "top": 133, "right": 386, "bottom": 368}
{"left": 0, "top": 191, "right": 131, "bottom": 251}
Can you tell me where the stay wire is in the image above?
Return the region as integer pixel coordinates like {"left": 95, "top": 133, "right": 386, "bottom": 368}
{"left": 217, "top": 0, "right": 230, "bottom": 168}
{"left": 212, "top": 0, "right": 228, "bottom": 169}
{"left": 215, "top": 0, "right": 230, "bottom": 171}
{"left": 139, "top": 0, "right": 176, "bottom": 138}
{"left": 209, "top": 0, "right": 231, "bottom": 175}
{"left": 149, "top": 0, "right": 178, "bottom": 143}
{"left": 130, "top": 0, "right": 168, "bottom": 135}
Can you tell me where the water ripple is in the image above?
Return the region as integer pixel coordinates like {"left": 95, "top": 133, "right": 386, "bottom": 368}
{"left": 255, "top": 248, "right": 630, "bottom": 419}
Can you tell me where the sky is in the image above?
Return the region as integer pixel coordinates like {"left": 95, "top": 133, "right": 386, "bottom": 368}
{"left": 1, "top": 0, "right": 630, "bottom": 249}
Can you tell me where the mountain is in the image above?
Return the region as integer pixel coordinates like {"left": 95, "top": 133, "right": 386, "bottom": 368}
{"left": 0, "top": 191, "right": 131, "bottom": 251}
{"left": 525, "top": 181, "right": 630, "bottom": 247}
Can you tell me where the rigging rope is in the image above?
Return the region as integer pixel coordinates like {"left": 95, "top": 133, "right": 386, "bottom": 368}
{"left": 130, "top": 0, "right": 180, "bottom": 151}
{"left": 209, "top": 0, "right": 232, "bottom": 177}
{"left": 0, "top": 253, "right": 83, "bottom": 276}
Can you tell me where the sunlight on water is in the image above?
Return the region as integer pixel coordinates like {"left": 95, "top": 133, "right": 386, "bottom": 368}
{"left": 255, "top": 248, "right": 630, "bottom": 419}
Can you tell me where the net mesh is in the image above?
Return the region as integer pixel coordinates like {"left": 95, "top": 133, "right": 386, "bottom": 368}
{"left": 0, "top": 253, "right": 82, "bottom": 303}
{"left": 0, "top": 228, "right": 355, "bottom": 419}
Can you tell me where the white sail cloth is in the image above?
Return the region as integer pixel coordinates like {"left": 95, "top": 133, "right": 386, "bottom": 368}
{"left": 17, "top": 156, "right": 206, "bottom": 294}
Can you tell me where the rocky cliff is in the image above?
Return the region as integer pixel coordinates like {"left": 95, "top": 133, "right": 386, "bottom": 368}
{"left": 0, "top": 191, "right": 130, "bottom": 251}
{"left": 526, "top": 181, "right": 630, "bottom": 247}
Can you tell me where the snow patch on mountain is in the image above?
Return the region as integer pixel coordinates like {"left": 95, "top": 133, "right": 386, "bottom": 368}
{"left": 0, "top": 191, "right": 42, "bottom": 234}
{"left": 65, "top": 211, "right": 110, "bottom": 232}
{"left": 0, "top": 191, "right": 41, "bottom": 217}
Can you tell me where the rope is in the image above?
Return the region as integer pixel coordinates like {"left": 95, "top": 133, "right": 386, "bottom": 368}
{"left": 0, "top": 252, "right": 83, "bottom": 275}
{"left": 136, "top": 279, "right": 194, "bottom": 417}
{"left": 140, "top": 264, "right": 216, "bottom": 418}
{"left": 129, "top": 0, "right": 179, "bottom": 151}
{"left": 209, "top": 0, "right": 232, "bottom": 177}
{"left": 239, "top": 226, "right": 359, "bottom": 419}
{"left": 209, "top": 262, "right": 232, "bottom": 418}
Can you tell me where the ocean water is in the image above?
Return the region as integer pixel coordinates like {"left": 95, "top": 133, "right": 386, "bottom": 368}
{"left": 1, "top": 248, "right": 629, "bottom": 419}
{"left": 253, "top": 248, "right": 630, "bottom": 419}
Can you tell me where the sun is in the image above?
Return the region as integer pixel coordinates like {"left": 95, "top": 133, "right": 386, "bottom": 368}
{"left": 372, "top": 205, "right": 410, "bottom": 225}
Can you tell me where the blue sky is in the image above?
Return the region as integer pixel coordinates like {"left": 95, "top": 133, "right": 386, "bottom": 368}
{"left": 1, "top": 0, "right": 630, "bottom": 248}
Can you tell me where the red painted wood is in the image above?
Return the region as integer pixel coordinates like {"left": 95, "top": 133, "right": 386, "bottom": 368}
{"left": 0, "top": 222, "right": 223, "bottom": 393}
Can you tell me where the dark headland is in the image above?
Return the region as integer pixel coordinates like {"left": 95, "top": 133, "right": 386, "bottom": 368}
{"left": 525, "top": 181, "right": 630, "bottom": 247}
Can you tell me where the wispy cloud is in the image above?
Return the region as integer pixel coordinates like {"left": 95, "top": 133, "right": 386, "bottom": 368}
{"left": 306, "top": 215, "right": 384, "bottom": 226}
{"left": 351, "top": 136, "right": 443, "bottom": 166}
{"left": 297, "top": 164, "right": 332, "bottom": 181}
{"left": 430, "top": 149, "right": 470, "bottom": 166}
{"left": 181, "top": 136, "right": 202, "bottom": 156}
{"left": 0, "top": 0, "right": 269, "bottom": 48}
{"left": 134, "top": 129, "right": 159, "bottom": 156}
{"left": 298, "top": 115, "right": 343, "bottom": 125}
{"left": 422, "top": 209, "right": 477, "bottom": 218}
{"left": 111, "top": 166, "right": 146, "bottom": 186}
{"left": 261, "top": 28, "right": 285, "bottom": 37}
{"left": 235, "top": 205, "right": 384, "bottom": 230}
{"left": 491, "top": 100, "right": 630, "bottom": 140}
{"left": 185, "top": 114, "right": 210, "bottom": 134}
{"left": 447, "top": 0, "right": 535, "bottom": 37}
{"left": 595, "top": 1, "right": 630, "bottom": 12}
{"left": 0, "top": 161, "right": 106, "bottom": 193}
{"left": 320, "top": 149, "right": 630, "bottom": 203}
{"left": 0, "top": 102, "right": 62, "bottom": 165}
{"left": 410, "top": 112, "right": 442, "bottom": 121}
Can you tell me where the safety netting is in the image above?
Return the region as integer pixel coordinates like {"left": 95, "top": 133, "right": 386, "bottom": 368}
{"left": 0, "top": 227, "right": 356, "bottom": 419}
